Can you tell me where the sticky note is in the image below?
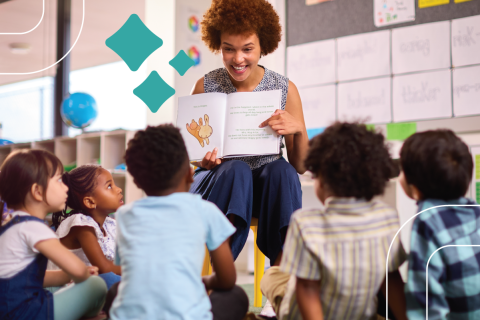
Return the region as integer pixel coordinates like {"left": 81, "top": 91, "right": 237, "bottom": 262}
{"left": 307, "top": 127, "right": 325, "bottom": 139}
{"left": 419, "top": 0, "right": 449, "bottom": 8}
{"left": 455, "top": 0, "right": 471, "bottom": 3}
{"left": 476, "top": 182, "right": 480, "bottom": 204}
{"left": 386, "top": 122, "right": 417, "bottom": 141}
{"left": 476, "top": 155, "right": 480, "bottom": 180}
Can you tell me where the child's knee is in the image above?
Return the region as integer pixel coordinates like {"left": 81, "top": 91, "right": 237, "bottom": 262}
{"left": 86, "top": 275, "right": 108, "bottom": 299}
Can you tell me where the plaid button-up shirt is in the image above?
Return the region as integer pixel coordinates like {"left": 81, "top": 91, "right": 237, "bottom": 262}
{"left": 405, "top": 197, "right": 480, "bottom": 320}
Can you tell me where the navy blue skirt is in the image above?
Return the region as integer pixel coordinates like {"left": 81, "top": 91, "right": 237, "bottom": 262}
{"left": 189, "top": 158, "right": 302, "bottom": 262}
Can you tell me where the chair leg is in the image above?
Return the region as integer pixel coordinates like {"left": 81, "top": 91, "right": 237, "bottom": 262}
{"left": 202, "top": 246, "right": 212, "bottom": 276}
{"left": 252, "top": 225, "right": 265, "bottom": 308}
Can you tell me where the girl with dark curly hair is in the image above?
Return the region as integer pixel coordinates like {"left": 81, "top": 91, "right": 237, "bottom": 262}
{"left": 190, "top": 0, "right": 308, "bottom": 288}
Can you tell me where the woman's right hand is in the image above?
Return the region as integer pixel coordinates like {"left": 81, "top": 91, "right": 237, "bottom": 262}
{"left": 199, "top": 147, "right": 222, "bottom": 170}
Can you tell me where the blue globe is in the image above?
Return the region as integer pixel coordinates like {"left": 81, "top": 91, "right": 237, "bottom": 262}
{"left": 61, "top": 93, "right": 98, "bottom": 129}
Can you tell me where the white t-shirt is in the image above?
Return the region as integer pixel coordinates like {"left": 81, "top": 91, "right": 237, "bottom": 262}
{"left": 0, "top": 211, "right": 57, "bottom": 278}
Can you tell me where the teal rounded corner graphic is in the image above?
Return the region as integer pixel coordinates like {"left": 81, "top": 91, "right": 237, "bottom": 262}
{"left": 133, "top": 71, "right": 175, "bottom": 113}
{"left": 105, "top": 14, "right": 163, "bottom": 72}
{"left": 169, "top": 50, "right": 195, "bottom": 76}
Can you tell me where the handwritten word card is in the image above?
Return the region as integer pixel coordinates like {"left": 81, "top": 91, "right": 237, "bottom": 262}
{"left": 393, "top": 69, "right": 452, "bottom": 122}
{"left": 374, "top": 0, "right": 415, "bottom": 27}
{"left": 392, "top": 21, "right": 450, "bottom": 74}
{"left": 287, "top": 40, "right": 336, "bottom": 88}
{"left": 298, "top": 85, "right": 336, "bottom": 130}
{"left": 337, "top": 30, "right": 390, "bottom": 82}
{"left": 453, "top": 66, "right": 480, "bottom": 117}
{"left": 452, "top": 15, "right": 480, "bottom": 67}
{"left": 337, "top": 77, "right": 391, "bottom": 124}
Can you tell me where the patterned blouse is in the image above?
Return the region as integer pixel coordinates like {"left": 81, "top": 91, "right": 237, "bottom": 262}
{"left": 204, "top": 66, "right": 289, "bottom": 170}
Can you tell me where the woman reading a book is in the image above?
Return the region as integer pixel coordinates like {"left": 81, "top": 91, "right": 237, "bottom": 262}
{"left": 190, "top": 0, "right": 308, "bottom": 273}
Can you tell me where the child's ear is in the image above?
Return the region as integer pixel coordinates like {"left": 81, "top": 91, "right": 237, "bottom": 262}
{"left": 186, "top": 166, "right": 194, "bottom": 184}
{"left": 30, "top": 183, "right": 44, "bottom": 202}
{"left": 410, "top": 185, "right": 423, "bottom": 201}
{"left": 83, "top": 197, "right": 96, "bottom": 210}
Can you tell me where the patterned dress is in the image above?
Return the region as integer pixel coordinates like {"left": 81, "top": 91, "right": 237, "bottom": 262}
{"left": 204, "top": 65, "right": 288, "bottom": 170}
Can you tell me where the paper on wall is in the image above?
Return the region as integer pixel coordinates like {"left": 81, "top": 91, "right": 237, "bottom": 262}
{"left": 452, "top": 15, "right": 480, "bottom": 67}
{"left": 298, "top": 85, "right": 336, "bottom": 131}
{"left": 393, "top": 69, "right": 452, "bottom": 122}
{"left": 470, "top": 145, "right": 480, "bottom": 202}
{"left": 374, "top": 0, "right": 415, "bottom": 27}
{"left": 392, "top": 21, "right": 450, "bottom": 74}
{"left": 453, "top": 65, "right": 480, "bottom": 117}
{"left": 337, "top": 31, "right": 391, "bottom": 82}
{"left": 287, "top": 39, "right": 336, "bottom": 88}
{"left": 337, "top": 77, "right": 392, "bottom": 124}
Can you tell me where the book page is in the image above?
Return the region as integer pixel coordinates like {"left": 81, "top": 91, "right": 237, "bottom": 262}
{"left": 392, "top": 21, "right": 450, "bottom": 74}
{"left": 177, "top": 93, "right": 227, "bottom": 161}
{"left": 392, "top": 69, "right": 452, "bottom": 122}
{"left": 337, "top": 30, "right": 390, "bottom": 82}
{"left": 452, "top": 15, "right": 480, "bottom": 67}
{"left": 453, "top": 65, "right": 480, "bottom": 117}
{"left": 223, "top": 90, "right": 281, "bottom": 156}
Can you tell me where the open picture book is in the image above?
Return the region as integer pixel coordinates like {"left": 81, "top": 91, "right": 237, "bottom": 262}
{"left": 177, "top": 90, "right": 282, "bottom": 161}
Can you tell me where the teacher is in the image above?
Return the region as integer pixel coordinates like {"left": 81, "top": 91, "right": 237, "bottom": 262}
{"left": 190, "top": 0, "right": 309, "bottom": 267}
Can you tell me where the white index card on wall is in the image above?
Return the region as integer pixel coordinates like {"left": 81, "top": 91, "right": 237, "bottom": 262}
{"left": 287, "top": 39, "right": 336, "bottom": 88}
{"left": 452, "top": 15, "right": 480, "bottom": 67}
{"left": 453, "top": 65, "right": 480, "bottom": 117}
{"left": 337, "top": 77, "right": 392, "bottom": 124}
{"left": 337, "top": 30, "right": 390, "bottom": 82}
{"left": 298, "top": 85, "right": 336, "bottom": 129}
{"left": 392, "top": 21, "right": 451, "bottom": 74}
{"left": 393, "top": 69, "right": 452, "bottom": 122}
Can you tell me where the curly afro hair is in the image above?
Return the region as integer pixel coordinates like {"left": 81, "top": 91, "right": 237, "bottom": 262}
{"left": 304, "top": 122, "right": 395, "bottom": 201}
{"left": 125, "top": 125, "right": 189, "bottom": 194}
{"left": 201, "top": 0, "right": 282, "bottom": 55}
{"left": 400, "top": 130, "right": 473, "bottom": 201}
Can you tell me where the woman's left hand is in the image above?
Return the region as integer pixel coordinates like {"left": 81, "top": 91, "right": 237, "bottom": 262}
{"left": 259, "top": 109, "right": 304, "bottom": 136}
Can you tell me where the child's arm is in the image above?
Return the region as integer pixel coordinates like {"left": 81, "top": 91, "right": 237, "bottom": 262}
{"left": 380, "top": 270, "right": 407, "bottom": 320}
{"left": 202, "top": 239, "right": 236, "bottom": 291}
{"left": 73, "top": 226, "right": 122, "bottom": 275}
{"left": 296, "top": 277, "right": 324, "bottom": 320}
{"left": 35, "top": 238, "right": 90, "bottom": 285}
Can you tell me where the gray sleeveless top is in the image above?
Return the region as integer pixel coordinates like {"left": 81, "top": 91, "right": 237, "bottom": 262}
{"left": 204, "top": 66, "right": 289, "bottom": 170}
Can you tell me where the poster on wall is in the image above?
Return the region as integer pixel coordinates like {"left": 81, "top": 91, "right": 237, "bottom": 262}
{"left": 337, "top": 77, "right": 392, "bottom": 124}
{"left": 392, "top": 21, "right": 450, "bottom": 74}
{"left": 374, "top": 0, "right": 415, "bottom": 27}
{"left": 393, "top": 69, "right": 452, "bottom": 122}
{"left": 469, "top": 145, "right": 480, "bottom": 203}
{"left": 298, "top": 85, "right": 336, "bottom": 138}
{"left": 452, "top": 15, "right": 480, "bottom": 67}
{"left": 287, "top": 39, "right": 336, "bottom": 88}
{"left": 453, "top": 65, "right": 480, "bottom": 117}
{"left": 337, "top": 30, "right": 390, "bottom": 82}
{"left": 306, "top": 0, "right": 333, "bottom": 5}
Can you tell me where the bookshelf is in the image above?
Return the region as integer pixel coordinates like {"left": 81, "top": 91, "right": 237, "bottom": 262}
{"left": 0, "top": 130, "right": 143, "bottom": 204}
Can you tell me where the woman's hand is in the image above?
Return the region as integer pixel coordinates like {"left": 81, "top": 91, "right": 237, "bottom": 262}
{"left": 198, "top": 147, "right": 222, "bottom": 170}
{"left": 259, "top": 109, "right": 304, "bottom": 136}
{"left": 87, "top": 266, "right": 99, "bottom": 276}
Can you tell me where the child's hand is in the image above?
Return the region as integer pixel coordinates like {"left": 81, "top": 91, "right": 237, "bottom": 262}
{"left": 87, "top": 266, "right": 99, "bottom": 276}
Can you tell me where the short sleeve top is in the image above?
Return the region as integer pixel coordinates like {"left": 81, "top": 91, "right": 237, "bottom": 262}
{"left": 204, "top": 66, "right": 289, "bottom": 170}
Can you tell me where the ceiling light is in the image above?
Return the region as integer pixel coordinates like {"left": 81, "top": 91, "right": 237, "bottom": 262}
{"left": 9, "top": 43, "right": 31, "bottom": 54}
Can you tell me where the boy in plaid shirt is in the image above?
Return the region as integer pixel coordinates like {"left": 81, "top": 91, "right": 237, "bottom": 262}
{"left": 399, "top": 129, "right": 479, "bottom": 319}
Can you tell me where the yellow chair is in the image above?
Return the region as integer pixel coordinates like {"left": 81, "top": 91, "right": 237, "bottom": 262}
{"left": 202, "top": 217, "right": 265, "bottom": 308}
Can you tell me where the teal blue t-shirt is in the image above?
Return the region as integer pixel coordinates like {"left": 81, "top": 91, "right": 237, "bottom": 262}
{"left": 110, "top": 193, "right": 236, "bottom": 320}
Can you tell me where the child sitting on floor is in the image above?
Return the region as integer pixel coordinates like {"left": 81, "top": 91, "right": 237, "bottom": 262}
{"left": 261, "top": 122, "right": 407, "bottom": 320}
{"left": 0, "top": 149, "right": 107, "bottom": 320}
{"left": 48, "top": 165, "right": 124, "bottom": 289}
{"left": 108, "top": 124, "right": 249, "bottom": 320}
{"left": 400, "top": 130, "right": 480, "bottom": 319}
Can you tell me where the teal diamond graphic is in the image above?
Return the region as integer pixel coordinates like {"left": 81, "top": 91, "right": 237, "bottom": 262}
{"left": 106, "top": 14, "right": 163, "bottom": 71}
{"left": 134, "top": 71, "right": 175, "bottom": 113}
{"left": 169, "top": 50, "right": 195, "bottom": 76}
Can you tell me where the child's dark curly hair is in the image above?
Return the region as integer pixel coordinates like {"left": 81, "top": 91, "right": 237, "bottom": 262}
{"left": 52, "top": 165, "right": 102, "bottom": 229}
{"left": 400, "top": 130, "right": 473, "bottom": 201}
{"left": 304, "top": 122, "right": 394, "bottom": 201}
{"left": 125, "top": 125, "right": 189, "bottom": 194}
{"left": 201, "top": 0, "right": 281, "bottom": 55}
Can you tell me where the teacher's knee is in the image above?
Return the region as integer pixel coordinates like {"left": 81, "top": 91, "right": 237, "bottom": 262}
{"left": 221, "top": 160, "right": 251, "bottom": 179}
{"left": 267, "top": 160, "right": 299, "bottom": 183}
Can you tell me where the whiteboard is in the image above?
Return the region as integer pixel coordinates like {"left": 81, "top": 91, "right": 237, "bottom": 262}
{"left": 392, "top": 21, "right": 451, "bottom": 74}
{"left": 337, "top": 77, "right": 391, "bottom": 124}
{"left": 373, "top": 0, "right": 415, "bottom": 28}
{"left": 452, "top": 15, "right": 480, "bottom": 67}
{"left": 299, "top": 85, "right": 336, "bottom": 129}
{"left": 453, "top": 65, "right": 480, "bottom": 117}
{"left": 393, "top": 69, "right": 452, "bottom": 122}
{"left": 337, "top": 30, "right": 390, "bottom": 82}
{"left": 287, "top": 39, "right": 336, "bottom": 88}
